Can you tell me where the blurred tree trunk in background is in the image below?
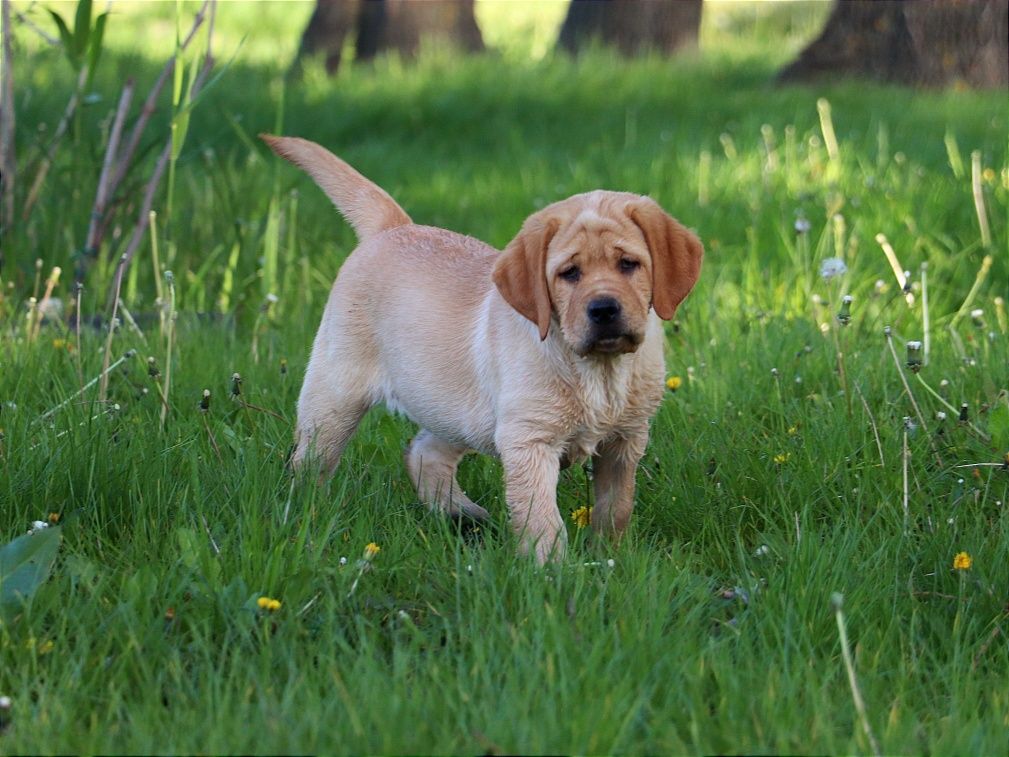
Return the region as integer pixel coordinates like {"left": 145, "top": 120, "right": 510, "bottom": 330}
{"left": 293, "top": 0, "right": 484, "bottom": 76}
{"left": 558, "top": 0, "right": 702, "bottom": 56}
{"left": 778, "top": 0, "right": 1008, "bottom": 88}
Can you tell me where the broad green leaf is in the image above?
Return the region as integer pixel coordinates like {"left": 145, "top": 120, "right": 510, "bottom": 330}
{"left": 48, "top": 11, "right": 79, "bottom": 70}
{"left": 0, "top": 526, "right": 62, "bottom": 625}
{"left": 87, "top": 12, "right": 108, "bottom": 81}
{"left": 73, "top": 0, "right": 93, "bottom": 62}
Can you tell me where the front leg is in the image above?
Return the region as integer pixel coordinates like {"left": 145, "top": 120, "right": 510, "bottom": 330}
{"left": 498, "top": 436, "right": 566, "bottom": 564}
{"left": 590, "top": 430, "right": 649, "bottom": 536}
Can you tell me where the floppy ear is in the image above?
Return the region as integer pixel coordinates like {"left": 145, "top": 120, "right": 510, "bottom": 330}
{"left": 628, "top": 200, "right": 703, "bottom": 320}
{"left": 492, "top": 216, "right": 558, "bottom": 341}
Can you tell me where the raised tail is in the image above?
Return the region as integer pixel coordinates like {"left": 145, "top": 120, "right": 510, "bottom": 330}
{"left": 260, "top": 134, "right": 412, "bottom": 242}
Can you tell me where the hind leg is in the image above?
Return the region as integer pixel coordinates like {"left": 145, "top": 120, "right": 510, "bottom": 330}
{"left": 292, "top": 357, "right": 374, "bottom": 479}
{"left": 405, "top": 430, "right": 490, "bottom": 521}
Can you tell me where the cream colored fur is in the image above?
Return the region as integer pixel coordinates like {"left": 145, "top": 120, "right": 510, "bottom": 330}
{"left": 262, "top": 134, "right": 702, "bottom": 564}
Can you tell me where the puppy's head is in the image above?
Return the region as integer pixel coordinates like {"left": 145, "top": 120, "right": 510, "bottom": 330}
{"left": 492, "top": 191, "right": 703, "bottom": 357}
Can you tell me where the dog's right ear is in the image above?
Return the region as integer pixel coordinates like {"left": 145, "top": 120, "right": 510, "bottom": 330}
{"left": 492, "top": 216, "right": 558, "bottom": 341}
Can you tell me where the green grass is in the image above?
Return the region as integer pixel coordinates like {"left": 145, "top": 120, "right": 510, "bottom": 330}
{"left": 2, "top": 2, "right": 1008, "bottom": 754}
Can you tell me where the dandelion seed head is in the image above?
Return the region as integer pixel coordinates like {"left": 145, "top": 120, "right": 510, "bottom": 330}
{"left": 819, "top": 257, "right": 847, "bottom": 280}
{"left": 795, "top": 218, "right": 811, "bottom": 233}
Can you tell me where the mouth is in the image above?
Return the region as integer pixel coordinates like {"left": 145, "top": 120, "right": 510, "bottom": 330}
{"left": 581, "top": 333, "right": 642, "bottom": 356}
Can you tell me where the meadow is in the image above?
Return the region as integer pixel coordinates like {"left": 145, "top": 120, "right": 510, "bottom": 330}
{"left": 1, "top": 1, "right": 1007, "bottom": 753}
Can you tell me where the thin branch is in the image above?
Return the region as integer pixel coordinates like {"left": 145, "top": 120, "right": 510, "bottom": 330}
{"left": 84, "top": 79, "right": 134, "bottom": 258}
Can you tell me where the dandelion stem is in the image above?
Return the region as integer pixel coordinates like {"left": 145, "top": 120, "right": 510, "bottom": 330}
{"left": 853, "top": 383, "right": 884, "bottom": 468}
{"left": 884, "top": 332, "right": 930, "bottom": 439}
{"left": 902, "top": 419, "right": 910, "bottom": 534}
{"left": 35, "top": 350, "right": 137, "bottom": 423}
{"left": 99, "top": 255, "right": 128, "bottom": 403}
{"left": 914, "top": 374, "right": 990, "bottom": 441}
{"left": 831, "top": 594, "right": 881, "bottom": 757}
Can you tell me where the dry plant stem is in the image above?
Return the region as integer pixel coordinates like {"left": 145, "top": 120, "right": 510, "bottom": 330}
{"left": 35, "top": 350, "right": 136, "bottom": 423}
{"left": 914, "top": 375, "right": 990, "bottom": 441}
{"left": 949, "top": 254, "right": 993, "bottom": 331}
{"left": 150, "top": 211, "right": 164, "bottom": 333}
{"left": 853, "top": 383, "right": 885, "bottom": 467}
{"left": 117, "top": 302, "right": 148, "bottom": 345}
{"left": 160, "top": 277, "right": 176, "bottom": 430}
{"left": 971, "top": 150, "right": 991, "bottom": 249}
{"left": 972, "top": 623, "right": 1004, "bottom": 671}
{"left": 30, "top": 266, "right": 62, "bottom": 341}
{"left": 833, "top": 597, "right": 882, "bottom": 757}
{"left": 884, "top": 333, "right": 932, "bottom": 444}
{"left": 22, "top": 66, "right": 88, "bottom": 221}
{"left": 105, "top": 55, "right": 215, "bottom": 308}
{"left": 105, "top": 0, "right": 211, "bottom": 199}
{"left": 199, "top": 513, "right": 220, "bottom": 555}
{"left": 238, "top": 398, "right": 286, "bottom": 423}
{"left": 105, "top": 144, "right": 170, "bottom": 311}
{"left": 875, "top": 234, "right": 913, "bottom": 306}
{"left": 902, "top": 422, "right": 909, "bottom": 534}
{"left": 98, "top": 254, "right": 128, "bottom": 402}
{"left": 830, "top": 325, "right": 852, "bottom": 418}
{"left": 201, "top": 412, "right": 223, "bottom": 463}
{"left": 0, "top": 0, "right": 16, "bottom": 235}
{"left": 74, "top": 284, "right": 84, "bottom": 390}
{"left": 85, "top": 80, "right": 135, "bottom": 257}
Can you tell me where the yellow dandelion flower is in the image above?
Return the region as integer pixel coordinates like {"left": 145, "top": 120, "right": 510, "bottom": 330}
{"left": 787, "top": 425, "right": 798, "bottom": 436}
{"left": 364, "top": 542, "right": 381, "bottom": 559}
{"left": 952, "top": 551, "right": 972, "bottom": 571}
{"left": 570, "top": 506, "right": 592, "bottom": 528}
{"left": 257, "top": 596, "right": 281, "bottom": 611}
{"left": 982, "top": 167, "right": 995, "bottom": 183}
{"left": 38, "top": 640, "right": 55, "bottom": 655}
{"left": 773, "top": 453, "right": 790, "bottom": 464}
{"left": 48, "top": 512, "right": 60, "bottom": 524}
{"left": 666, "top": 376, "right": 683, "bottom": 391}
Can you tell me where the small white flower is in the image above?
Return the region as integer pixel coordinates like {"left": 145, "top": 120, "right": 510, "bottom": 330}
{"left": 606, "top": 559, "right": 615, "bottom": 568}
{"left": 0, "top": 695, "right": 10, "bottom": 709}
{"left": 753, "top": 544, "right": 770, "bottom": 557}
{"left": 28, "top": 521, "right": 49, "bottom": 535}
{"left": 466, "top": 564, "right": 474, "bottom": 574}
{"left": 338, "top": 556, "right": 348, "bottom": 566}
{"left": 819, "top": 257, "right": 847, "bottom": 280}
{"left": 936, "top": 411, "right": 947, "bottom": 421}
{"left": 795, "top": 218, "right": 811, "bottom": 233}
{"left": 266, "top": 293, "right": 279, "bottom": 304}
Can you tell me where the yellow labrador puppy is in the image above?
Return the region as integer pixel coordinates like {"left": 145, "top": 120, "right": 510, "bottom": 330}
{"left": 263, "top": 135, "right": 702, "bottom": 563}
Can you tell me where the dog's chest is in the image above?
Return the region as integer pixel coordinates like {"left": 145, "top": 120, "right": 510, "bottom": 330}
{"left": 562, "top": 362, "right": 637, "bottom": 460}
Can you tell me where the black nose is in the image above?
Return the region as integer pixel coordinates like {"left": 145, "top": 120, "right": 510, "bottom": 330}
{"left": 587, "top": 297, "right": 621, "bottom": 325}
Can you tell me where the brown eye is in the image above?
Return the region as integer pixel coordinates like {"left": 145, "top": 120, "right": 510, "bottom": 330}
{"left": 559, "top": 266, "right": 581, "bottom": 283}
{"left": 619, "top": 258, "right": 640, "bottom": 273}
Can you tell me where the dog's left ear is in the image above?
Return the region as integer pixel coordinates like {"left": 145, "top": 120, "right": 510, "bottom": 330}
{"left": 493, "top": 216, "right": 559, "bottom": 341}
{"left": 628, "top": 199, "right": 703, "bottom": 320}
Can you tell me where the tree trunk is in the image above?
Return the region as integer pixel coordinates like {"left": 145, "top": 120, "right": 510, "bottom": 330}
{"left": 778, "top": 0, "right": 1008, "bottom": 88}
{"left": 558, "top": 0, "right": 702, "bottom": 57}
{"left": 293, "top": 0, "right": 484, "bottom": 75}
